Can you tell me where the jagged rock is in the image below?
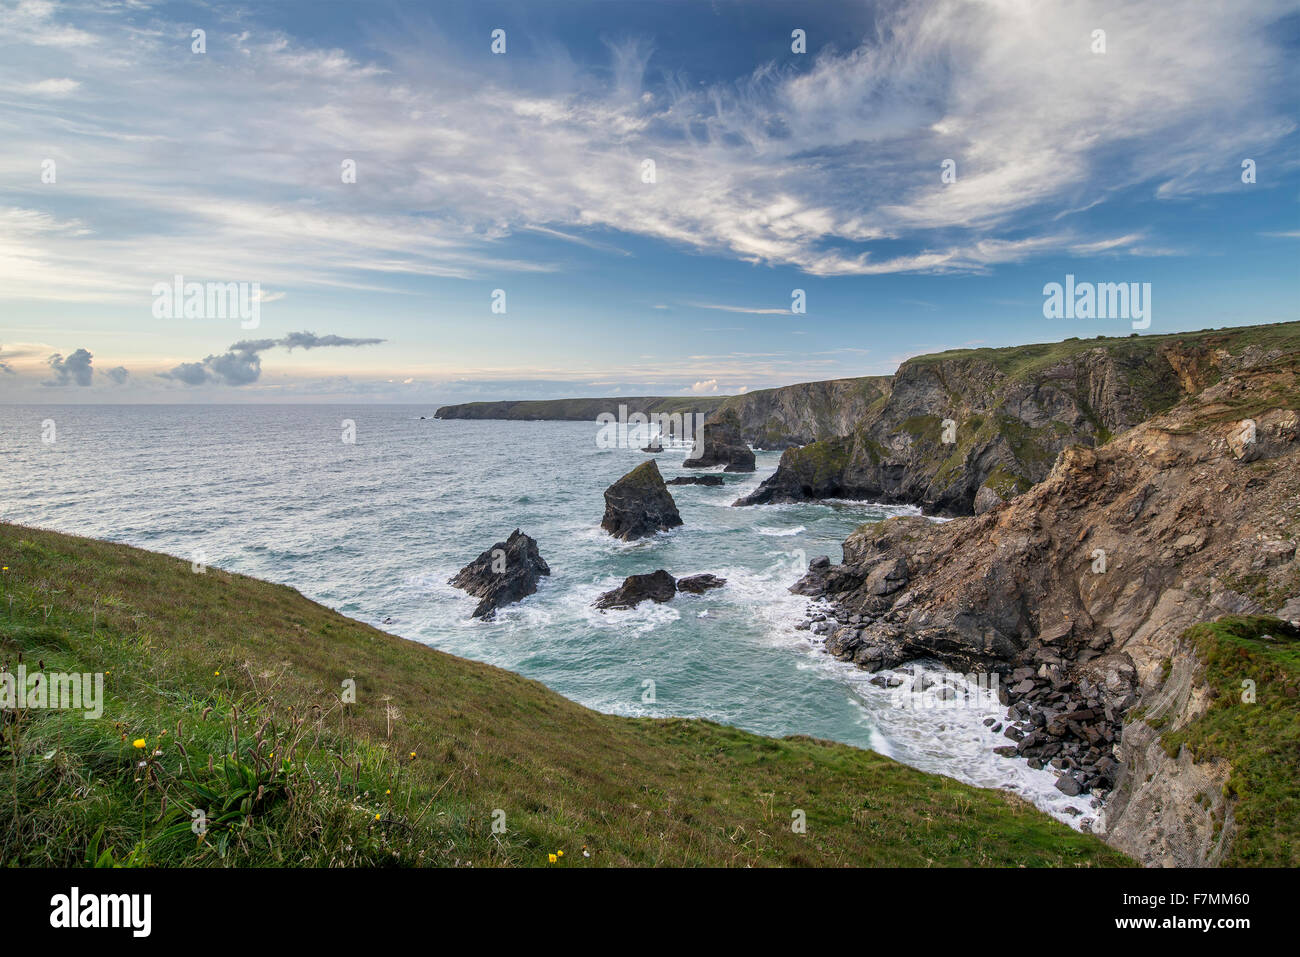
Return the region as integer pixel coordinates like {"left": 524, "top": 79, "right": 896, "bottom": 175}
{"left": 449, "top": 529, "right": 550, "bottom": 619}
{"left": 600, "top": 460, "right": 683, "bottom": 540}
{"left": 683, "top": 409, "right": 755, "bottom": 472}
{"left": 666, "top": 475, "right": 724, "bottom": 486}
{"left": 973, "top": 484, "right": 1006, "bottom": 514}
{"left": 676, "top": 574, "right": 727, "bottom": 594}
{"left": 1055, "top": 774, "right": 1084, "bottom": 797}
{"left": 1278, "top": 595, "right": 1300, "bottom": 627}
{"left": 1226, "top": 409, "right": 1299, "bottom": 462}
{"left": 594, "top": 570, "right": 677, "bottom": 609}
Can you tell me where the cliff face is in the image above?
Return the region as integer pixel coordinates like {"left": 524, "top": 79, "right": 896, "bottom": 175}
{"left": 790, "top": 352, "right": 1300, "bottom": 865}
{"left": 737, "top": 324, "right": 1300, "bottom": 514}
{"left": 708, "top": 376, "right": 893, "bottom": 449}
{"left": 434, "top": 377, "right": 893, "bottom": 448}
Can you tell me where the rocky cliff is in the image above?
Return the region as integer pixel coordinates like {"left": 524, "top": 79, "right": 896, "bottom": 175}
{"left": 434, "top": 376, "right": 893, "bottom": 447}
{"left": 738, "top": 323, "right": 1300, "bottom": 515}
{"left": 709, "top": 376, "right": 893, "bottom": 449}
{"left": 790, "top": 348, "right": 1300, "bottom": 865}
{"left": 434, "top": 396, "right": 725, "bottom": 421}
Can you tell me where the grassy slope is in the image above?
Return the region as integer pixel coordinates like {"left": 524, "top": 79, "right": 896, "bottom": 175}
{"left": 1160, "top": 616, "right": 1300, "bottom": 867}
{"left": 0, "top": 522, "right": 1127, "bottom": 868}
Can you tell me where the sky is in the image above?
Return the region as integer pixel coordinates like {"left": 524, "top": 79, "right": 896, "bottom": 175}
{"left": 1, "top": 0, "right": 1298, "bottom": 405}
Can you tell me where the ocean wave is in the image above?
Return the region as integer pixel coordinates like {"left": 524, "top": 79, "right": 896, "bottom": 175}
{"left": 755, "top": 524, "right": 805, "bottom": 537}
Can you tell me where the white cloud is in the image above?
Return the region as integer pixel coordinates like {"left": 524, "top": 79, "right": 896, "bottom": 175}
{"left": 685, "top": 302, "right": 793, "bottom": 316}
{"left": 15, "top": 77, "right": 80, "bottom": 96}
{"left": 0, "top": 0, "right": 1294, "bottom": 308}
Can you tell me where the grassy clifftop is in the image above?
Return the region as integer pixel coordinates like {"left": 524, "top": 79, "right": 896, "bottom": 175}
{"left": 0, "top": 522, "right": 1127, "bottom": 867}
{"left": 1159, "top": 616, "right": 1300, "bottom": 867}
{"left": 907, "top": 322, "right": 1300, "bottom": 382}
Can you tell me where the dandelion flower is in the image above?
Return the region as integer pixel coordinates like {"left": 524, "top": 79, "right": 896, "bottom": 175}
{"left": 557, "top": 850, "right": 564, "bottom": 858}
{"left": 547, "top": 853, "right": 557, "bottom": 863}
{"left": 132, "top": 738, "right": 146, "bottom": 749}
{"left": 214, "top": 670, "right": 220, "bottom": 676}
{"left": 374, "top": 813, "right": 381, "bottom": 821}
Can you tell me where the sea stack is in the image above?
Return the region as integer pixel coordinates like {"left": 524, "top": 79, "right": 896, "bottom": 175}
{"left": 449, "top": 528, "right": 551, "bottom": 618}
{"left": 600, "top": 460, "right": 683, "bottom": 540}
{"left": 682, "top": 409, "right": 755, "bottom": 472}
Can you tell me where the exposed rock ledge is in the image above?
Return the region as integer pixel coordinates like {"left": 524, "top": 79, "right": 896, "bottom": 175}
{"left": 790, "top": 360, "right": 1300, "bottom": 866}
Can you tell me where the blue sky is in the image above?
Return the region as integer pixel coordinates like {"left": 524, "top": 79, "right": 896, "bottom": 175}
{"left": 1, "top": 0, "right": 1298, "bottom": 404}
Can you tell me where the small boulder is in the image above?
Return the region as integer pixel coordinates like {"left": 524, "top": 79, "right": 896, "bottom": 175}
{"left": 594, "top": 570, "right": 678, "bottom": 610}
{"left": 449, "top": 529, "right": 550, "bottom": 619}
{"left": 666, "top": 475, "right": 724, "bottom": 486}
{"left": 1055, "top": 773, "right": 1084, "bottom": 797}
{"left": 974, "top": 484, "right": 1006, "bottom": 515}
{"left": 601, "top": 460, "right": 683, "bottom": 540}
{"left": 677, "top": 574, "right": 726, "bottom": 594}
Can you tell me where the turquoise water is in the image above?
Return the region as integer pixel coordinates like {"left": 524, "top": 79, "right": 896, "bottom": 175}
{"left": 0, "top": 404, "right": 1093, "bottom": 823}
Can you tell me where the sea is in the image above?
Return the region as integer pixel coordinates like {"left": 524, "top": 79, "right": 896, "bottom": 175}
{"left": 0, "top": 404, "right": 1097, "bottom": 826}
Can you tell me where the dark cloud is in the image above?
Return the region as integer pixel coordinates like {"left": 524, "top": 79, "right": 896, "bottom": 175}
{"left": 160, "top": 331, "right": 384, "bottom": 387}
{"left": 280, "top": 332, "right": 384, "bottom": 350}
{"left": 104, "top": 365, "right": 131, "bottom": 385}
{"left": 162, "top": 362, "right": 210, "bottom": 386}
{"left": 45, "top": 348, "right": 94, "bottom": 386}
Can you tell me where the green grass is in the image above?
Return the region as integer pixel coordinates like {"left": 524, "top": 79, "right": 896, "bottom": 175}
{"left": 904, "top": 322, "right": 1300, "bottom": 383}
{"left": 0, "top": 522, "right": 1129, "bottom": 868}
{"left": 783, "top": 436, "right": 855, "bottom": 486}
{"left": 1159, "top": 615, "right": 1300, "bottom": 867}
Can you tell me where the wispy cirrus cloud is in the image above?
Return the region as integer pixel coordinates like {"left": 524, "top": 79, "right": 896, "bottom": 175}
{"left": 0, "top": 0, "right": 1294, "bottom": 313}
{"left": 684, "top": 302, "right": 794, "bottom": 315}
